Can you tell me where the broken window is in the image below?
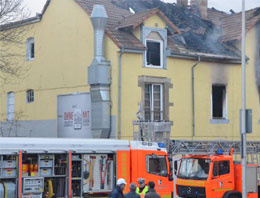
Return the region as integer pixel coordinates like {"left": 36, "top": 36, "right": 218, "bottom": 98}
{"left": 26, "top": 37, "right": 35, "bottom": 61}
{"left": 212, "top": 85, "right": 227, "bottom": 119}
{"left": 145, "top": 40, "right": 162, "bottom": 67}
{"left": 144, "top": 84, "right": 163, "bottom": 121}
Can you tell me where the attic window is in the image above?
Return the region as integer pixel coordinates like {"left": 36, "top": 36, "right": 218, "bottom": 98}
{"left": 145, "top": 39, "right": 163, "bottom": 68}
{"left": 212, "top": 85, "right": 227, "bottom": 119}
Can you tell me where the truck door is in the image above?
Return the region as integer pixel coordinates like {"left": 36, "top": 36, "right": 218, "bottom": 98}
{"left": 210, "top": 160, "right": 234, "bottom": 198}
{"left": 143, "top": 152, "right": 172, "bottom": 197}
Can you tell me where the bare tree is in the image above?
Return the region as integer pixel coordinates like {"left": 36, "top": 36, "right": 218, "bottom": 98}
{"left": 0, "top": 0, "right": 31, "bottom": 85}
{"left": 0, "top": 111, "right": 27, "bottom": 137}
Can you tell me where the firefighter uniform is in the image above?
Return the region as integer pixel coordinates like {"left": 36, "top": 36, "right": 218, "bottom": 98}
{"left": 136, "top": 186, "right": 149, "bottom": 198}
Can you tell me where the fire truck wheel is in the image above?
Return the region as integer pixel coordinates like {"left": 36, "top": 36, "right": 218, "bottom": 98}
{"left": 223, "top": 191, "right": 242, "bottom": 198}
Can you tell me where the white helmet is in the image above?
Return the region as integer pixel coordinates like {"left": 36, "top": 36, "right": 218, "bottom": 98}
{"left": 117, "top": 178, "right": 127, "bottom": 185}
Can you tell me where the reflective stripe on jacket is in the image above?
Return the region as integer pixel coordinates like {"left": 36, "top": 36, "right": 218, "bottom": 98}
{"left": 136, "top": 186, "right": 149, "bottom": 198}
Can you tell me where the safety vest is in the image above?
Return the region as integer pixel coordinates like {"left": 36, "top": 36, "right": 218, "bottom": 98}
{"left": 136, "top": 186, "right": 149, "bottom": 198}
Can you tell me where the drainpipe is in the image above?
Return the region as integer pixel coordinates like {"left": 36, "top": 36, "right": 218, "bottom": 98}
{"left": 118, "top": 47, "right": 124, "bottom": 139}
{"left": 192, "top": 56, "right": 201, "bottom": 138}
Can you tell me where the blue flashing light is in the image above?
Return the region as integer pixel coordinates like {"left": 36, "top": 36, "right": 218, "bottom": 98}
{"left": 195, "top": 191, "right": 198, "bottom": 195}
{"left": 158, "top": 142, "right": 166, "bottom": 148}
{"left": 216, "top": 149, "right": 224, "bottom": 155}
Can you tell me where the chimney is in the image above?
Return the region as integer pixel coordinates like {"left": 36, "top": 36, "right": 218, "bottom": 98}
{"left": 90, "top": 5, "right": 108, "bottom": 63}
{"left": 88, "top": 5, "right": 111, "bottom": 138}
{"left": 177, "top": 0, "right": 188, "bottom": 7}
{"left": 191, "top": 0, "right": 208, "bottom": 19}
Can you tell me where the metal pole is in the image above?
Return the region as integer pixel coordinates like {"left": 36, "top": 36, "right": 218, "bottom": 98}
{"left": 241, "top": 0, "right": 247, "bottom": 197}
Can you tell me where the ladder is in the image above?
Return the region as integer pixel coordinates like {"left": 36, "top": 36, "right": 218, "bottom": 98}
{"left": 169, "top": 139, "right": 260, "bottom": 164}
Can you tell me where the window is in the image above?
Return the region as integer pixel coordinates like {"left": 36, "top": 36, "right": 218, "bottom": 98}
{"left": 26, "top": 89, "right": 34, "bottom": 103}
{"left": 213, "top": 161, "right": 230, "bottom": 177}
{"left": 178, "top": 158, "right": 210, "bottom": 180}
{"left": 7, "top": 92, "right": 15, "bottom": 121}
{"left": 26, "top": 37, "right": 35, "bottom": 61}
{"left": 212, "top": 85, "right": 227, "bottom": 119}
{"left": 146, "top": 155, "right": 167, "bottom": 176}
{"left": 144, "top": 84, "right": 163, "bottom": 121}
{"left": 145, "top": 39, "right": 163, "bottom": 68}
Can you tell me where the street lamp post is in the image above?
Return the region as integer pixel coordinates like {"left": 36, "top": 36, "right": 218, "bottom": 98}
{"left": 241, "top": 0, "right": 247, "bottom": 198}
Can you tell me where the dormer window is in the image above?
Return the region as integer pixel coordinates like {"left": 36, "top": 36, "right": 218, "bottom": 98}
{"left": 142, "top": 28, "right": 167, "bottom": 69}
{"left": 26, "top": 37, "right": 35, "bottom": 61}
{"left": 145, "top": 39, "right": 163, "bottom": 68}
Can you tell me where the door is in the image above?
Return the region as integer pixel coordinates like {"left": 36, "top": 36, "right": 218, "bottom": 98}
{"left": 210, "top": 160, "right": 234, "bottom": 198}
{"left": 142, "top": 151, "right": 172, "bottom": 197}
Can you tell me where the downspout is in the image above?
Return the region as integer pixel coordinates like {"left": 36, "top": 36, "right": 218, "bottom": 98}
{"left": 192, "top": 56, "right": 201, "bottom": 138}
{"left": 118, "top": 47, "right": 124, "bottom": 139}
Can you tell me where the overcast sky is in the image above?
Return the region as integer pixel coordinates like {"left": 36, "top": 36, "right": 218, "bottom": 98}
{"left": 24, "top": 0, "right": 260, "bottom": 17}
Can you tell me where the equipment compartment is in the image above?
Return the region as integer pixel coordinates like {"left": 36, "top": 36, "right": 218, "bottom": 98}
{"left": 82, "top": 154, "right": 114, "bottom": 193}
{"left": 2, "top": 168, "right": 16, "bottom": 177}
{"left": 39, "top": 160, "right": 53, "bottom": 168}
{"left": 40, "top": 168, "right": 52, "bottom": 176}
{"left": 2, "top": 160, "right": 16, "bottom": 168}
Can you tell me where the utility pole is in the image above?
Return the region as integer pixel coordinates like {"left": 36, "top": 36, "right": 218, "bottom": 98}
{"left": 241, "top": 0, "right": 247, "bottom": 197}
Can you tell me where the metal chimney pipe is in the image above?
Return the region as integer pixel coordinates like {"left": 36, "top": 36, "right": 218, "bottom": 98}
{"left": 91, "top": 5, "right": 108, "bottom": 63}
{"left": 88, "top": 5, "right": 111, "bottom": 139}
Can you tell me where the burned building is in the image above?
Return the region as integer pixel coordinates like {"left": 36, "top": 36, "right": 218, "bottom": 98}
{"left": 0, "top": 0, "right": 260, "bottom": 142}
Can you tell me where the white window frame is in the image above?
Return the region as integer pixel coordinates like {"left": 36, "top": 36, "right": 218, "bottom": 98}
{"left": 211, "top": 85, "right": 228, "bottom": 120}
{"left": 145, "top": 84, "right": 163, "bottom": 121}
{"left": 26, "top": 37, "right": 35, "bottom": 61}
{"left": 26, "top": 89, "right": 34, "bottom": 103}
{"left": 145, "top": 39, "right": 163, "bottom": 68}
{"left": 7, "top": 92, "right": 15, "bottom": 121}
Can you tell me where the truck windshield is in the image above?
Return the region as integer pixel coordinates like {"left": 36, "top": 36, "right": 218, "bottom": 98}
{"left": 177, "top": 158, "right": 210, "bottom": 180}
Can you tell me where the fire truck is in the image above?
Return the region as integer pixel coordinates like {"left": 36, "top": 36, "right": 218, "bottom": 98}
{"left": 170, "top": 140, "right": 260, "bottom": 198}
{"left": 0, "top": 138, "right": 172, "bottom": 198}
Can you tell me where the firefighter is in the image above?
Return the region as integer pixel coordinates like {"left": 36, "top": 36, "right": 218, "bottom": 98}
{"left": 144, "top": 181, "right": 161, "bottom": 198}
{"left": 136, "top": 178, "right": 148, "bottom": 198}
{"left": 125, "top": 183, "right": 140, "bottom": 198}
{"left": 110, "top": 178, "right": 127, "bottom": 198}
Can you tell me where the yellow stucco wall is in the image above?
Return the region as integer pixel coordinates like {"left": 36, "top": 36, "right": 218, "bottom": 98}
{"left": 1, "top": 0, "right": 260, "bottom": 140}
{"left": 1, "top": 0, "right": 94, "bottom": 121}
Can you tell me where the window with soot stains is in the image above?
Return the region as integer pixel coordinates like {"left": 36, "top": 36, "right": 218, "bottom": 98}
{"left": 212, "top": 85, "right": 227, "bottom": 119}
{"left": 145, "top": 40, "right": 163, "bottom": 68}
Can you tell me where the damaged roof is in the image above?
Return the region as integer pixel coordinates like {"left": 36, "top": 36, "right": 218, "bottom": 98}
{"left": 75, "top": 0, "right": 146, "bottom": 51}
{"left": 207, "top": 8, "right": 229, "bottom": 27}
{"left": 117, "top": 8, "right": 181, "bottom": 34}
{"left": 111, "top": 0, "right": 240, "bottom": 60}
{"left": 221, "top": 7, "right": 260, "bottom": 42}
{"left": 75, "top": 0, "right": 240, "bottom": 61}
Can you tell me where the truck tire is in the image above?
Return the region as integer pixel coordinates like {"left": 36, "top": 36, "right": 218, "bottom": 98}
{"left": 223, "top": 191, "right": 242, "bottom": 198}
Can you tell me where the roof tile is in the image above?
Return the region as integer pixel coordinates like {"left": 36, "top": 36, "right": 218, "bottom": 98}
{"left": 221, "top": 7, "right": 260, "bottom": 42}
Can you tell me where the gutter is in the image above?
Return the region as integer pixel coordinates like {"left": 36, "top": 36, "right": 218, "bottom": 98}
{"left": 118, "top": 47, "right": 124, "bottom": 139}
{"left": 0, "top": 16, "right": 41, "bottom": 31}
{"left": 169, "top": 52, "right": 241, "bottom": 64}
{"left": 192, "top": 56, "right": 201, "bottom": 138}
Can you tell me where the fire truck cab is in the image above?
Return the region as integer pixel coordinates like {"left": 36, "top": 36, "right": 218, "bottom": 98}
{"left": 176, "top": 149, "right": 258, "bottom": 198}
